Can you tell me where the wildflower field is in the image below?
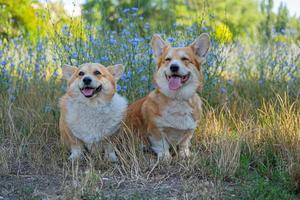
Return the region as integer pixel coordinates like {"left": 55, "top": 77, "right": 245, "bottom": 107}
{"left": 1, "top": 0, "right": 300, "bottom": 199}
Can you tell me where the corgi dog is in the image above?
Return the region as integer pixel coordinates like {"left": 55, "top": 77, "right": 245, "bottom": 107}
{"left": 59, "top": 63, "right": 127, "bottom": 161}
{"left": 126, "top": 33, "right": 210, "bottom": 160}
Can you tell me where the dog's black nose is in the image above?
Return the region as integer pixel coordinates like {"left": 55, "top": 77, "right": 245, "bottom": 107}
{"left": 83, "top": 77, "right": 92, "bottom": 85}
{"left": 170, "top": 64, "right": 179, "bottom": 72}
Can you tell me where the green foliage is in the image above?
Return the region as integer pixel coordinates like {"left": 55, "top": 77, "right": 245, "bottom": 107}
{"left": 82, "top": 0, "right": 264, "bottom": 41}
{"left": 233, "top": 168, "right": 295, "bottom": 199}
{"left": 275, "top": 2, "right": 289, "bottom": 34}
{"left": 204, "top": 0, "right": 262, "bottom": 40}
{"left": 83, "top": 0, "right": 178, "bottom": 32}
{"left": 258, "top": 0, "right": 274, "bottom": 42}
{"left": 0, "top": 0, "right": 40, "bottom": 38}
{"left": 0, "top": 0, "right": 299, "bottom": 43}
{"left": 20, "top": 186, "right": 40, "bottom": 200}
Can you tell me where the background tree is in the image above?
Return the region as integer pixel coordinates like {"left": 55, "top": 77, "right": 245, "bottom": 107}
{"left": 275, "top": 2, "right": 289, "bottom": 34}
{"left": 0, "top": 0, "right": 42, "bottom": 39}
{"left": 258, "top": 0, "right": 274, "bottom": 42}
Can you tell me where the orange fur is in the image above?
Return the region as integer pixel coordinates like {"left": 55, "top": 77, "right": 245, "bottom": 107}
{"left": 59, "top": 63, "right": 127, "bottom": 161}
{"left": 126, "top": 33, "right": 210, "bottom": 159}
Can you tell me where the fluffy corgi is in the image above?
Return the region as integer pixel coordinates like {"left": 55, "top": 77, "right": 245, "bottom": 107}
{"left": 59, "top": 63, "right": 127, "bottom": 161}
{"left": 126, "top": 33, "right": 210, "bottom": 160}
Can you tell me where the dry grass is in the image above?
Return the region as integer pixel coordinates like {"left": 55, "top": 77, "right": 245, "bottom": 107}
{"left": 1, "top": 82, "right": 300, "bottom": 199}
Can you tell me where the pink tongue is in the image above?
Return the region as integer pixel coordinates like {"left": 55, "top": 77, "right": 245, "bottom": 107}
{"left": 168, "top": 76, "right": 182, "bottom": 90}
{"left": 82, "top": 88, "right": 94, "bottom": 96}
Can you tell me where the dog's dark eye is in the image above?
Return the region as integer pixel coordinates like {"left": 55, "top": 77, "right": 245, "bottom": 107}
{"left": 165, "top": 57, "right": 171, "bottom": 62}
{"left": 94, "top": 70, "right": 101, "bottom": 75}
{"left": 78, "top": 71, "right": 84, "bottom": 76}
{"left": 181, "top": 57, "right": 189, "bottom": 61}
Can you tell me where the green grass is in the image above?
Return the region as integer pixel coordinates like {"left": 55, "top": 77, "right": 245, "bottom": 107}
{"left": 1, "top": 79, "right": 300, "bottom": 199}
{"left": 0, "top": 14, "right": 300, "bottom": 198}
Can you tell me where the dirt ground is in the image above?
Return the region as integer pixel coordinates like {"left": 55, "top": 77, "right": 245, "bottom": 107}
{"left": 0, "top": 164, "right": 224, "bottom": 200}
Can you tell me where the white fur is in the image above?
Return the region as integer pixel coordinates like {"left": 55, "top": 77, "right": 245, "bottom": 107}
{"left": 69, "top": 146, "right": 82, "bottom": 160}
{"left": 104, "top": 143, "right": 118, "bottom": 162}
{"left": 155, "top": 100, "right": 197, "bottom": 131}
{"left": 178, "top": 132, "right": 193, "bottom": 157}
{"left": 65, "top": 93, "right": 127, "bottom": 144}
{"left": 151, "top": 100, "right": 198, "bottom": 159}
{"left": 149, "top": 135, "right": 171, "bottom": 160}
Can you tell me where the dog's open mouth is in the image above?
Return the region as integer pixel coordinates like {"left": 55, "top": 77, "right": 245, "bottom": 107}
{"left": 80, "top": 85, "right": 102, "bottom": 98}
{"left": 165, "top": 73, "right": 190, "bottom": 90}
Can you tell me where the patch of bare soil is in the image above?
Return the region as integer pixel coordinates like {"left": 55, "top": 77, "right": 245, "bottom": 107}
{"left": 0, "top": 171, "right": 220, "bottom": 200}
{"left": 0, "top": 174, "right": 64, "bottom": 200}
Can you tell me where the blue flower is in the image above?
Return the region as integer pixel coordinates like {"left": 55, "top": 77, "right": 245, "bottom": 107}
{"left": 131, "top": 7, "right": 138, "bottom": 12}
{"left": 121, "top": 44, "right": 128, "bottom": 50}
{"left": 1, "top": 60, "right": 7, "bottom": 66}
{"left": 53, "top": 71, "right": 59, "bottom": 77}
{"left": 1, "top": 68, "right": 7, "bottom": 75}
{"left": 110, "top": 38, "right": 117, "bottom": 45}
{"left": 37, "top": 42, "right": 43, "bottom": 51}
{"left": 64, "top": 45, "right": 71, "bottom": 52}
{"left": 122, "top": 85, "right": 127, "bottom": 91}
{"left": 140, "top": 75, "right": 148, "bottom": 81}
{"left": 71, "top": 52, "right": 78, "bottom": 59}
{"left": 88, "top": 35, "right": 94, "bottom": 42}
{"left": 187, "top": 26, "right": 194, "bottom": 33}
{"left": 220, "top": 87, "right": 227, "bottom": 94}
{"left": 137, "top": 67, "right": 144, "bottom": 73}
{"left": 22, "top": 72, "right": 28, "bottom": 80}
{"left": 35, "top": 63, "right": 40, "bottom": 72}
{"left": 167, "top": 37, "right": 175, "bottom": 43}
{"left": 101, "top": 56, "right": 109, "bottom": 62}
{"left": 144, "top": 23, "right": 150, "bottom": 29}
{"left": 121, "top": 74, "right": 128, "bottom": 82}
{"left": 138, "top": 88, "right": 144, "bottom": 94}
{"left": 121, "top": 29, "right": 130, "bottom": 36}
{"left": 227, "top": 79, "right": 234, "bottom": 86}
{"left": 62, "top": 25, "right": 71, "bottom": 36}
{"left": 129, "top": 38, "right": 143, "bottom": 47}
{"left": 123, "top": 8, "right": 130, "bottom": 13}
{"left": 202, "top": 26, "right": 208, "bottom": 32}
{"left": 126, "top": 71, "right": 132, "bottom": 79}
{"left": 116, "top": 84, "right": 121, "bottom": 92}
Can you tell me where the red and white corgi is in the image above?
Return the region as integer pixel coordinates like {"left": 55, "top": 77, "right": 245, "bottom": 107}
{"left": 126, "top": 33, "right": 210, "bottom": 160}
{"left": 59, "top": 63, "right": 127, "bottom": 161}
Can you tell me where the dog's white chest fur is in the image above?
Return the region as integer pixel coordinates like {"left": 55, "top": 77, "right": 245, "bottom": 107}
{"left": 155, "top": 100, "right": 197, "bottom": 130}
{"left": 66, "top": 94, "right": 127, "bottom": 144}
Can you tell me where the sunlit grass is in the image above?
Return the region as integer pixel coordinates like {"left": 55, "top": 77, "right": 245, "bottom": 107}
{"left": 1, "top": 10, "right": 300, "bottom": 198}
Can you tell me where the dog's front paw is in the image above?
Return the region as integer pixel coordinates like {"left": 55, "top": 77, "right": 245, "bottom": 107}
{"left": 179, "top": 147, "right": 191, "bottom": 158}
{"left": 104, "top": 144, "right": 119, "bottom": 162}
{"left": 68, "top": 147, "right": 82, "bottom": 161}
{"left": 157, "top": 151, "right": 172, "bottom": 161}
{"left": 104, "top": 151, "right": 118, "bottom": 162}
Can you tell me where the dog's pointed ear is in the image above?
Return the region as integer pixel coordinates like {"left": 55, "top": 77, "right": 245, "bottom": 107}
{"left": 62, "top": 64, "right": 77, "bottom": 80}
{"left": 190, "top": 33, "right": 210, "bottom": 59}
{"left": 151, "top": 34, "right": 168, "bottom": 60}
{"left": 107, "top": 64, "right": 125, "bottom": 81}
